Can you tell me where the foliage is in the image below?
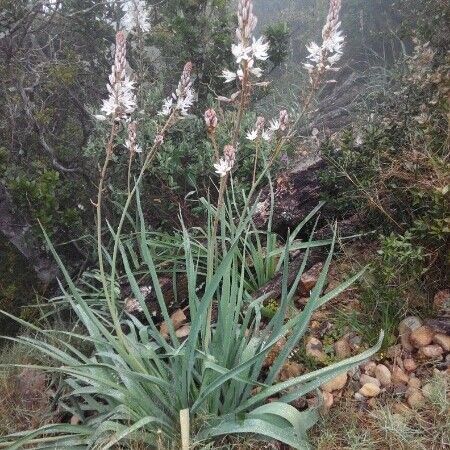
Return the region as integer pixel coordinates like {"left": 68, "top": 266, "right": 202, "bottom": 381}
{"left": 0, "top": 184, "right": 383, "bottom": 449}
{"left": 319, "top": 40, "right": 449, "bottom": 287}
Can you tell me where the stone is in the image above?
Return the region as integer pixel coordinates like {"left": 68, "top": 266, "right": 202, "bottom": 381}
{"left": 263, "top": 337, "right": 287, "bottom": 368}
{"left": 175, "top": 324, "right": 190, "bottom": 338}
{"left": 407, "top": 390, "right": 426, "bottom": 409}
{"left": 375, "top": 364, "right": 392, "bottom": 386}
{"left": 399, "top": 316, "right": 422, "bottom": 351}
{"left": 362, "top": 361, "right": 377, "bottom": 376}
{"left": 403, "top": 358, "right": 417, "bottom": 372}
{"left": 433, "top": 289, "right": 450, "bottom": 312}
{"left": 392, "top": 402, "right": 411, "bottom": 415}
{"left": 334, "top": 336, "right": 352, "bottom": 359}
{"left": 321, "top": 392, "right": 334, "bottom": 413}
{"left": 354, "top": 392, "right": 365, "bottom": 401}
{"left": 299, "top": 263, "right": 324, "bottom": 295}
{"left": 392, "top": 366, "right": 409, "bottom": 384}
{"left": 70, "top": 415, "right": 81, "bottom": 425}
{"left": 419, "top": 345, "right": 444, "bottom": 359}
{"left": 408, "top": 376, "right": 421, "bottom": 389}
{"left": 410, "top": 326, "right": 434, "bottom": 348}
{"left": 433, "top": 333, "right": 450, "bottom": 352}
{"left": 360, "top": 374, "right": 381, "bottom": 387}
{"left": 399, "top": 316, "right": 423, "bottom": 334}
{"left": 322, "top": 372, "right": 348, "bottom": 393}
{"left": 306, "top": 337, "right": 327, "bottom": 362}
{"left": 401, "top": 334, "right": 414, "bottom": 352}
{"left": 278, "top": 361, "right": 304, "bottom": 381}
{"left": 386, "top": 344, "right": 403, "bottom": 359}
{"left": 160, "top": 309, "right": 187, "bottom": 338}
{"left": 359, "top": 383, "right": 381, "bottom": 397}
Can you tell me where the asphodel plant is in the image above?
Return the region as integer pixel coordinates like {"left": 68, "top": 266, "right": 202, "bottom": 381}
{"left": 0, "top": 0, "right": 384, "bottom": 449}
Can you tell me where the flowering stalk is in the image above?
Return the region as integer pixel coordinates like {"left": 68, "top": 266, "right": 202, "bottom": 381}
{"left": 95, "top": 31, "right": 136, "bottom": 335}
{"left": 304, "top": 0, "right": 344, "bottom": 92}
{"left": 204, "top": 108, "right": 219, "bottom": 160}
{"left": 220, "top": 0, "right": 269, "bottom": 147}
{"left": 126, "top": 120, "right": 141, "bottom": 195}
{"left": 105, "top": 65, "right": 195, "bottom": 329}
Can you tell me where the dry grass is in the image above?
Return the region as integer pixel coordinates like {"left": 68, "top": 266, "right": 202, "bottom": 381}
{"left": 311, "top": 372, "right": 449, "bottom": 450}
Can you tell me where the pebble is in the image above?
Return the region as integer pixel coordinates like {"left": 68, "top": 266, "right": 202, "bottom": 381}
{"left": 410, "top": 325, "right": 434, "bottom": 348}
{"left": 362, "top": 360, "right": 377, "bottom": 376}
{"left": 407, "top": 390, "right": 426, "bottom": 409}
{"left": 408, "top": 376, "right": 421, "bottom": 389}
{"left": 375, "top": 364, "right": 392, "bottom": 386}
{"left": 306, "top": 337, "right": 327, "bottom": 362}
{"left": 392, "top": 402, "right": 411, "bottom": 415}
{"left": 392, "top": 366, "right": 409, "bottom": 384}
{"left": 419, "top": 345, "right": 444, "bottom": 358}
{"left": 321, "top": 391, "right": 334, "bottom": 413}
{"left": 399, "top": 316, "right": 422, "bottom": 351}
{"left": 359, "top": 383, "right": 381, "bottom": 397}
{"left": 334, "top": 336, "right": 352, "bottom": 359}
{"left": 433, "top": 333, "right": 450, "bottom": 352}
{"left": 354, "top": 392, "right": 366, "bottom": 401}
{"left": 279, "top": 361, "right": 304, "bottom": 381}
{"left": 322, "top": 372, "right": 348, "bottom": 393}
{"left": 386, "top": 344, "right": 403, "bottom": 359}
{"left": 403, "top": 358, "right": 417, "bottom": 372}
{"left": 360, "top": 374, "right": 381, "bottom": 387}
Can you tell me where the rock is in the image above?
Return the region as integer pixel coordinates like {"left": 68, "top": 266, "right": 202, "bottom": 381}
{"left": 278, "top": 361, "right": 304, "bottom": 381}
{"left": 433, "top": 333, "right": 450, "bottom": 352}
{"left": 403, "top": 358, "right": 417, "bottom": 372}
{"left": 175, "top": 324, "right": 190, "bottom": 338}
{"left": 334, "top": 336, "right": 352, "bottom": 359}
{"left": 386, "top": 344, "right": 403, "bottom": 359}
{"left": 360, "top": 374, "right": 381, "bottom": 387}
{"left": 375, "top": 364, "right": 392, "bottom": 386}
{"left": 354, "top": 392, "right": 366, "bottom": 401}
{"left": 362, "top": 361, "right": 377, "bottom": 376}
{"left": 392, "top": 366, "right": 409, "bottom": 384}
{"left": 322, "top": 372, "right": 348, "bottom": 393}
{"left": 299, "top": 262, "right": 324, "bottom": 295}
{"left": 359, "top": 383, "right": 381, "bottom": 397}
{"left": 408, "top": 377, "right": 421, "bottom": 389}
{"left": 433, "top": 289, "right": 450, "bottom": 312}
{"left": 306, "top": 336, "right": 327, "bottom": 362}
{"left": 401, "top": 334, "right": 414, "bottom": 352}
{"left": 348, "top": 334, "right": 362, "bottom": 351}
{"left": 391, "top": 383, "right": 408, "bottom": 396}
{"left": 419, "top": 345, "right": 444, "bottom": 359}
{"left": 321, "top": 392, "right": 334, "bottom": 414}
{"left": 263, "top": 337, "right": 287, "bottom": 368}
{"left": 399, "top": 316, "right": 423, "bottom": 333}
{"left": 160, "top": 309, "right": 187, "bottom": 338}
{"left": 399, "top": 316, "right": 423, "bottom": 351}
{"left": 70, "top": 415, "right": 81, "bottom": 425}
{"left": 392, "top": 402, "right": 411, "bottom": 415}
{"left": 407, "top": 390, "right": 426, "bottom": 409}
{"left": 409, "top": 326, "right": 434, "bottom": 348}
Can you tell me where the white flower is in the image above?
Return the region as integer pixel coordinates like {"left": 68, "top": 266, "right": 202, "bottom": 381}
{"left": 269, "top": 119, "right": 280, "bottom": 132}
{"left": 261, "top": 130, "right": 272, "bottom": 141}
{"left": 221, "top": 69, "right": 237, "bottom": 83}
{"left": 159, "top": 97, "right": 173, "bottom": 116}
{"left": 101, "top": 73, "right": 136, "bottom": 119}
{"left": 176, "top": 87, "right": 195, "bottom": 116}
{"left": 232, "top": 42, "right": 252, "bottom": 64}
{"left": 250, "top": 66, "right": 263, "bottom": 78}
{"left": 251, "top": 36, "right": 269, "bottom": 61}
{"left": 121, "top": 0, "right": 151, "bottom": 33}
{"left": 246, "top": 129, "right": 258, "bottom": 141}
{"left": 214, "top": 158, "right": 233, "bottom": 177}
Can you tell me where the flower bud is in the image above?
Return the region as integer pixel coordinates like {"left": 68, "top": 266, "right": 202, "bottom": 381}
{"left": 204, "top": 108, "right": 218, "bottom": 133}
